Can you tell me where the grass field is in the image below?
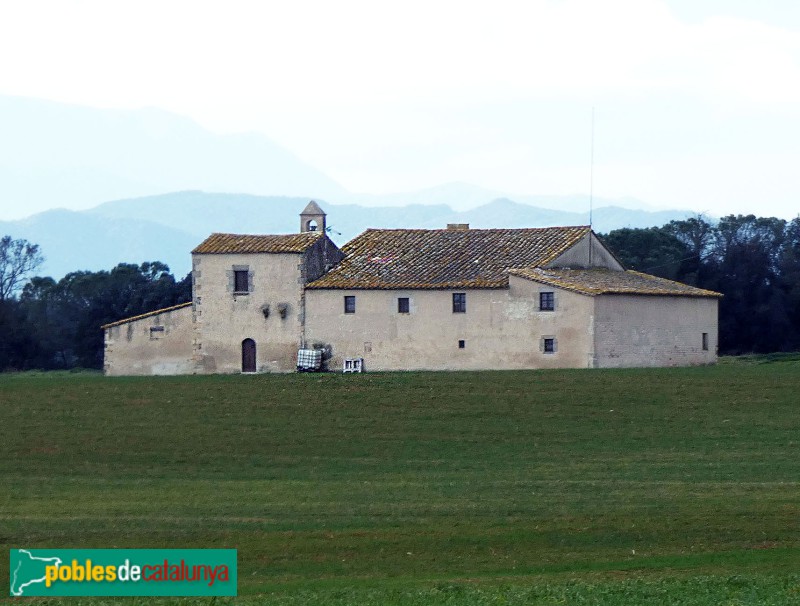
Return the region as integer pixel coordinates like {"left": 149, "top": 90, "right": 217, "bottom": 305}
{"left": 2, "top": 359, "right": 800, "bottom": 604}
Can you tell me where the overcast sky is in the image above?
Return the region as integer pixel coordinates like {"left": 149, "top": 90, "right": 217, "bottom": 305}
{"left": 1, "top": 0, "right": 798, "bottom": 218}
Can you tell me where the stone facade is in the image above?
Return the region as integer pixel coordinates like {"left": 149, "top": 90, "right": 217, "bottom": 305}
{"left": 191, "top": 251, "right": 306, "bottom": 374}
{"left": 189, "top": 230, "right": 344, "bottom": 374}
{"left": 593, "top": 294, "right": 718, "bottom": 368}
{"left": 103, "top": 303, "right": 194, "bottom": 376}
{"left": 305, "top": 278, "right": 596, "bottom": 371}
{"left": 103, "top": 203, "right": 722, "bottom": 375}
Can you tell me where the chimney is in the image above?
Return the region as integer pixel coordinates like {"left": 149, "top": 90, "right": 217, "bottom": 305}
{"left": 446, "top": 223, "right": 469, "bottom": 231}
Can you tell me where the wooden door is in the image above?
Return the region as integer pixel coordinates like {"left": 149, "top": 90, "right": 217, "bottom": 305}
{"left": 242, "top": 338, "right": 256, "bottom": 373}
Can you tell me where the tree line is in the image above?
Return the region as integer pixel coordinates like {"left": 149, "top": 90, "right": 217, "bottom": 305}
{"left": 2, "top": 213, "right": 800, "bottom": 370}
{"left": 0, "top": 236, "right": 190, "bottom": 370}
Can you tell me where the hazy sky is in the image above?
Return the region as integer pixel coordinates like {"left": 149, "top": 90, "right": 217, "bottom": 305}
{"left": 1, "top": 0, "right": 799, "bottom": 218}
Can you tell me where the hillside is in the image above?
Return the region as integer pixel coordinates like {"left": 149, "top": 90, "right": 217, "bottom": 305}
{"left": 1, "top": 191, "right": 694, "bottom": 279}
{"left": 0, "top": 209, "right": 198, "bottom": 278}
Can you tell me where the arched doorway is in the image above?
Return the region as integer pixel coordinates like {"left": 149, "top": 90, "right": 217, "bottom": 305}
{"left": 242, "top": 338, "right": 256, "bottom": 373}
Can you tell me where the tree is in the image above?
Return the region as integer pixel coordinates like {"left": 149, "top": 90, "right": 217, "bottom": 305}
{"left": 17, "top": 262, "right": 191, "bottom": 369}
{"left": 0, "top": 298, "right": 38, "bottom": 370}
{"left": 0, "top": 236, "right": 44, "bottom": 300}
{"left": 709, "top": 215, "right": 789, "bottom": 353}
{"left": 664, "top": 215, "right": 715, "bottom": 286}
{"left": 776, "top": 217, "right": 800, "bottom": 352}
{"left": 601, "top": 227, "right": 691, "bottom": 281}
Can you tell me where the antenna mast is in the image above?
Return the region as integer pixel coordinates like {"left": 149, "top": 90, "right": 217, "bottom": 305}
{"left": 589, "top": 106, "right": 595, "bottom": 230}
{"left": 589, "top": 107, "right": 595, "bottom": 266}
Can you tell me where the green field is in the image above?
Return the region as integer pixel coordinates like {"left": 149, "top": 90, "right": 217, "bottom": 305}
{"left": 2, "top": 360, "right": 800, "bottom": 604}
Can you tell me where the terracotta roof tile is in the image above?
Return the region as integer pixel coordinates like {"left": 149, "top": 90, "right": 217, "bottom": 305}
{"left": 101, "top": 302, "right": 193, "bottom": 329}
{"left": 308, "top": 226, "right": 590, "bottom": 289}
{"left": 509, "top": 267, "right": 723, "bottom": 298}
{"left": 192, "top": 232, "right": 323, "bottom": 254}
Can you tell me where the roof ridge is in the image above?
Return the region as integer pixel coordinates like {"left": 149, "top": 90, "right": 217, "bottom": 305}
{"left": 192, "top": 232, "right": 323, "bottom": 254}
{"left": 353, "top": 225, "right": 591, "bottom": 233}
{"left": 101, "top": 301, "right": 192, "bottom": 330}
{"left": 201, "top": 231, "right": 320, "bottom": 238}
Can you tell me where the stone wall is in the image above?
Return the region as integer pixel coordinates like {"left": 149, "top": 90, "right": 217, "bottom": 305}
{"left": 305, "top": 277, "right": 596, "bottom": 371}
{"left": 593, "top": 294, "right": 718, "bottom": 367}
{"left": 191, "top": 252, "right": 306, "bottom": 373}
{"left": 103, "top": 304, "right": 194, "bottom": 376}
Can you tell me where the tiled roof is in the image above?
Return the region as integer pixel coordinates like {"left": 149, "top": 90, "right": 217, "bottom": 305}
{"left": 307, "top": 226, "right": 590, "bottom": 289}
{"left": 509, "top": 267, "right": 723, "bottom": 298}
{"left": 101, "top": 302, "right": 193, "bottom": 329}
{"left": 192, "top": 232, "right": 323, "bottom": 254}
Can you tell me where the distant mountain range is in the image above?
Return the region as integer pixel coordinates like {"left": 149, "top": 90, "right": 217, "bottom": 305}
{"left": 0, "top": 95, "right": 346, "bottom": 218}
{"left": 0, "top": 95, "right": 698, "bottom": 279}
{"left": 345, "top": 181, "right": 663, "bottom": 214}
{"left": 0, "top": 95, "right": 680, "bottom": 217}
{"left": 0, "top": 191, "right": 694, "bottom": 279}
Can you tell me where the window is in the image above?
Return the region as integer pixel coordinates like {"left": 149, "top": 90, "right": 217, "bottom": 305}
{"left": 540, "top": 292, "right": 554, "bottom": 311}
{"left": 234, "top": 270, "right": 249, "bottom": 293}
{"left": 543, "top": 337, "right": 556, "bottom": 354}
{"left": 149, "top": 326, "right": 164, "bottom": 340}
{"left": 452, "top": 292, "right": 466, "bottom": 313}
{"left": 398, "top": 297, "right": 410, "bottom": 313}
{"left": 344, "top": 295, "right": 356, "bottom": 314}
{"left": 702, "top": 332, "right": 709, "bottom": 351}
{"left": 458, "top": 339, "right": 465, "bottom": 349}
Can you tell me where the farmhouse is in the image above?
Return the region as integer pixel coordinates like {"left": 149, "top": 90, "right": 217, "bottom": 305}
{"left": 102, "top": 202, "right": 721, "bottom": 375}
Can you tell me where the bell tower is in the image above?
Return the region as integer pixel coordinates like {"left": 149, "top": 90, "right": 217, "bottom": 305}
{"left": 300, "top": 200, "right": 326, "bottom": 233}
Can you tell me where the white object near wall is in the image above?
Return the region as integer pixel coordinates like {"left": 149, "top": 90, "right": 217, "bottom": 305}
{"left": 297, "top": 349, "right": 322, "bottom": 371}
{"left": 343, "top": 358, "right": 364, "bottom": 373}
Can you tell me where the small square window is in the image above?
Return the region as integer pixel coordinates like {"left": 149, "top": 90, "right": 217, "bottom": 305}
{"left": 234, "top": 270, "right": 249, "bottom": 293}
{"left": 458, "top": 339, "right": 465, "bottom": 349}
{"left": 344, "top": 295, "right": 356, "bottom": 314}
{"left": 452, "top": 292, "right": 466, "bottom": 313}
{"left": 540, "top": 292, "right": 554, "bottom": 311}
{"left": 702, "top": 332, "right": 709, "bottom": 351}
{"left": 398, "top": 297, "right": 410, "bottom": 313}
{"left": 543, "top": 338, "right": 556, "bottom": 354}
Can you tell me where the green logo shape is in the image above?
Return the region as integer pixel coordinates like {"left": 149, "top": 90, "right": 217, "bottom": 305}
{"left": 10, "top": 549, "right": 237, "bottom": 597}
